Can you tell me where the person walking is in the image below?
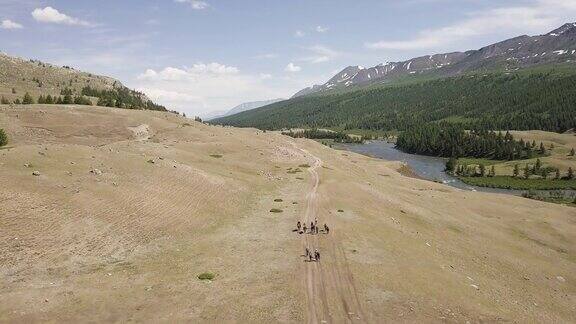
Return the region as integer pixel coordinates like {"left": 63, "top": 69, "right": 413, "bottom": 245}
{"left": 297, "top": 221, "right": 301, "bottom": 231}
{"left": 315, "top": 249, "right": 320, "bottom": 262}
{"left": 324, "top": 224, "right": 329, "bottom": 234}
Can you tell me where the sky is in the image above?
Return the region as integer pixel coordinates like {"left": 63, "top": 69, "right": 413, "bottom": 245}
{"left": 1, "top": 0, "right": 576, "bottom": 117}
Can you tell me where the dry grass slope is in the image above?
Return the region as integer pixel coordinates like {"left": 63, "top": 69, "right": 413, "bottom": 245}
{"left": 0, "top": 105, "right": 574, "bottom": 323}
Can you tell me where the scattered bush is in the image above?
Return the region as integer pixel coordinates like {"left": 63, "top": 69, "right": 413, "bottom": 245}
{"left": 209, "top": 154, "right": 223, "bottom": 158}
{"left": 337, "top": 209, "right": 344, "bottom": 213}
{"left": 197, "top": 272, "right": 215, "bottom": 280}
{"left": 0, "top": 129, "right": 7, "bottom": 147}
{"left": 270, "top": 208, "right": 283, "bottom": 213}
{"left": 274, "top": 198, "right": 283, "bottom": 202}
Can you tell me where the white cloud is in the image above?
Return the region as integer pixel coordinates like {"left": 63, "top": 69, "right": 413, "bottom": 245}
{"left": 294, "top": 30, "right": 305, "bottom": 38}
{"left": 285, "top": 63, "right": 302, "bottom": 72}
{"left": 300, "top": 45, "right": 341, "bottom": 64}
{"left": 175, "top": 0, "right": 209, "bottom": 10}
{"left": 0, "top": 19, "right": 23, "bottom": 29}
{"left": 316, "top": 25, "right": 329, "bottom": 33}
{"left": 366, "top": 0, "right": 576, "bottom": 50}
{"left": 31, "top": 7, "right": 92, "bottom": 26}
{"left": 255, "top": 53, "right": 278, "bottom": 59}
{"left": 138, "top": 63, "right": 238, "bottom": 82}
{"left": 135, "top": 62, "right": 288, "bottom": 116}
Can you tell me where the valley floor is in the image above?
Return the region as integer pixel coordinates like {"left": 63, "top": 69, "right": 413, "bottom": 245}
{"left": 1, "top": 105, "right": 575, "bottom": 323}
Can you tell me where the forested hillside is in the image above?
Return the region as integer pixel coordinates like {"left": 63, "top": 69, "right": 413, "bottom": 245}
{"left": 214, "top": 66, "right": 576, "bottom": 133}
{"left": 0, "top": 52, "right": 167, "bottom": 111}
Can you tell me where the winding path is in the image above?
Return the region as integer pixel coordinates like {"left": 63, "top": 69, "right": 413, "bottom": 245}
{"left": 298, "top": 148, "right": 367, "bottom": 324}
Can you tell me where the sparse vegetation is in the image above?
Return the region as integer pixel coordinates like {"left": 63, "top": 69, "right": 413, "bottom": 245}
{"left": 299, "top": 164, "right": 311, "bottom": 168}
{"left": 270, "top": 208, "right": 283, "bottom": 213}
{"left": 337, "top": 209, "right": 344, "bottom": 213}
{"left": 459, "top": 176, "right": 576, "bottom": 190}
{"left": 209, "top": 154, "right": 223, "bottom": 158}
{"left": 522, "top": 190, "right": 576, "bottom": 206}
{"left": 274, "top": 198, "right": 283, "bottom": 202}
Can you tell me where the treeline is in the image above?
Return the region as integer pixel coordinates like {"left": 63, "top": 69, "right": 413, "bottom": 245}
{"left": 1, "top": 91, "right": 93, "bottom": 106}
{"left": 0, "top": 86, "right": 166, "bottom": 111}
{"left": 214, "top": 66, "right": 576, "bottom": 133}
{"left": 396, "top": 124, "right": 545, "bottom": 160}
{"left": 282, "top": 129, "right": 365, "bottom": 143}
{"left": 81, "top": 86, "right": 166, "bottom": 111}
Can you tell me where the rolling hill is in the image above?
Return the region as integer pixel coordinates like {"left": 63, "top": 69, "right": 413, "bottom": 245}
{"left": 0, "top": 52, "right": 166, "bottom": 111}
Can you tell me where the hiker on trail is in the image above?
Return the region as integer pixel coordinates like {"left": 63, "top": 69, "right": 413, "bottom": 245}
{"left": 305, "top": 247, "right": 310, "bottom": 257}
{"left": 297, "top": 221, "right": 301, "bottom": 231}
{"left": 309, "top": 253, "right": 313, "bottom": 262}
{"left": 315, "top": 249, "right": 320, "bottom": 262}
{"left": 303, "top": 224, "right": 307, "bottom": 233}
{"left": 315, "top": 226, "right": 319, "bottom": 234}
{"left": 310, "top": 222, "right": 315, "bottom": 234}
{"left": 324, "top": 224, "right": 329, "bottom": 234}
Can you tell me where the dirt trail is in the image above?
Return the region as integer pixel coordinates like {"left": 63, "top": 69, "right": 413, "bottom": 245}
{"left": 300, "top": 149, "right": 367, "bottom": 323}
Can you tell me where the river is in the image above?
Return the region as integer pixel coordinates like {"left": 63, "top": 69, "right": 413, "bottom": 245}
{"left": 336, "top": 140, "right": 530, "bottom": 196}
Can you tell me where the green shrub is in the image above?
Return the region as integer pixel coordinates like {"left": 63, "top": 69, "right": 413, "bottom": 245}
{"left": 0, "top": 129, "right": 7, "bottom": 147}
{"left": 270, "top": 208, "right": 283, "bottom": 213}
{"left": 197, "top": 272, "right": 215, "bottom": 280}
{"left": 274, "top": 198, "right": 283, "bottom": 202}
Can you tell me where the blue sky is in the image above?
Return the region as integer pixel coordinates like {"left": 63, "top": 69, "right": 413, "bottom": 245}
{"left": 1, "top": 0, "right": 575, "bottom": 117}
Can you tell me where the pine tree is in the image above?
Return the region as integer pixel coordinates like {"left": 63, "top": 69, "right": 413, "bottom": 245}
{"left": 555, "top": 168, "right": 561, "bottom": 180}
{"left": 14, "top": 98, "right": 21, "bottom": 104}
{"left": 479, "top": 164, "right": 486, "bottom": 177}
{"left": 539, "top": 142, "right": 545, "bottom": 155}
{"left": 568, "top": 167, "right": 574, "bottom": 180}
{"left": 513, "top": 164, "right": 520, "bottom": 178}
{"left": 534, "top": 159, "right": 542, "bottom": 173}
{"left": 11, "top": 88, "right": 16, "bottom": 94}
{"left": 489, "top": 165, "right": 496, "bottom": 177}
{"left": 524, "top": 165, "right": 530, "bottom": 179}
{"left": 445, "top": 157, "right": 458, "bottom": 173}
{"left": 63, "top": 94, "right": 73, "bottom": 104}
{"left": 45, "top": 95, "right": 54, "bottom": 104}
{"left": 570, "top": 148, "right": 575, "bottom": 156}
{"left": 22, "top": 92, "right": 34, "bottom": 104}
{"left": 1, "top": 96, "right": 9, "bottom": 104}
{"left": 37, "top": 95, "right": 45, "bottom": 104}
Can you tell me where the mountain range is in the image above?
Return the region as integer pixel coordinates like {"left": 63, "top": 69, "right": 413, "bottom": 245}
{"left": 213, "top": 23, "right": 576, "bottom": 134}
{"left": 205, "top": 98, "right": 285, "bottom": 120}
{"left": 293, "top": 23, "right": 576, "bottom": 97}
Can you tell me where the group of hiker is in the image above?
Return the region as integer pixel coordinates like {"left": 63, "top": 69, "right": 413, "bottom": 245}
{"left": 296, "top": 219, "right": 329, "bottom": 235}
{"left": 305, "top": 247, "right": 321, "bottom": 262}
{"left": 296, "top": 218, "right": 330, "bottom": 262}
